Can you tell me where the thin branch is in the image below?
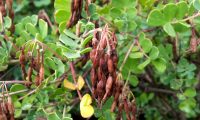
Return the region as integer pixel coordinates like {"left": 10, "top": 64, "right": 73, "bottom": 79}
{"left": 172, "top": 12, "right": 200, "bottom": 24}
{"left": 119, "top": 38, "right": 137, "bottom": 72}
{"left": 0, "top": 80, "right": 32, "bottom": 85}
{"left": 70, "top": 62, "right": 82, "bottom": 99}
{"left": 0, "top": 89, "right": 29, "bottom": 97}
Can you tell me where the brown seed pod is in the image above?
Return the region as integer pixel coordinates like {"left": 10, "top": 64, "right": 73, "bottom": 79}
{"left": 7, "top": 96, "right": 14, "bottom": 116}
{"left": 90, "top": 68, "right": 97, "bottom": 87}
{"left": 19, "top": 47, "right": 27, "bottom": 79}
{"left": 97, "top": 80, "right": 104, "bottom": 98}
{"left": 103, "top": 75, "right": 113, "bottom": 101}
{"left": 124, "top": 98, "right": 131, "bottom": 120}
{"left": 39, "top": 61, "right": 44, "bottom": 84}
{"left": 35, "top": 74, "right": 40, "bottom": 86}
{"left": 107, "top": 57, "right": 114, "bottom": 73}
{"left": 97, "top": 67, "right": 102, "bottom": 81}
{"left": 100, "top": 38, "right": 107, "bottom": 49}
{"left": 111, "top": 101, "right": 117, "bottom": 112}
{"left": 27, "top": 58, "right": 34, "bottom": 83}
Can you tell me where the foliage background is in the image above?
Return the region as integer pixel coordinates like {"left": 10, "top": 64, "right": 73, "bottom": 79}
{"left": 1, "top": 0, "right": 200, "bottom": 120}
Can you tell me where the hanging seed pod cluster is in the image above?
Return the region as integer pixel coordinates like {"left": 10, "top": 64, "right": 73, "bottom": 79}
{"left": 0, "top": 85, "right": 14, "bottom": 120}
{"left": 90, "top": 25, "right": 118, "bottom": 104}
{"left": 19, "top": 46, "right": 44, "bottom": 86}
{"left": 116, "top": 85, "right": 136, "bottom": 120}
{"left": 90, "top": 25, "right": 136, "bottom": 120}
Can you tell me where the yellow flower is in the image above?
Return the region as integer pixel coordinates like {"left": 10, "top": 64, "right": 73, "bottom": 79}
{"left": 80, "top": 94, "right": 94, "bottom": 118}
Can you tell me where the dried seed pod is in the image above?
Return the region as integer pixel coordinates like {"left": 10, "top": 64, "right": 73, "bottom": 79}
{"left": 103, "top": 75, "right": 113, "bottom": 101}
{"left": 111, "top": 101, "right": 117, "bottom": 112}
{"left": 116, "top": 103, "right": 123, "bottom": 120}
{"left": 124, "top": 98, "right": 131, "bottom": 120}
{"left": 27, "top": 58, "right": 34, "bottom": 83}
{"left": 100, "top": 38, "right": 107, "bottom": 49}
{"left": 39, "top": 53, "right": 44, "bottom": 84}
{"left": 35, "top": 74, "right": 40, "bottom": 86}
{"left": 97, "top": 67, "right": 102, "bottom": 81}
{"left": 19, "top": 47, "right": 27, "bottom": 79}
{"left": 7, "top": 96, "right": 14, "bottom": 116}
{"left": 112, "top": 54, "right": 118, "bottom": 68}
{"left": 107, "top": 57, "right": 114, "bottom": 73}
{"left": 90, "top": 68, "right": 97, "bottom": 87}
{"left": 97, "top": 80, "right": 104, "bottom": 101}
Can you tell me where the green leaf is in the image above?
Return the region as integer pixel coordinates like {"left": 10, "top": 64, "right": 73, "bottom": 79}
{"left": 184, "top": 88, "right": 196, "bottom": 98}
{"left": 48, "top": 113, "right": 61, "bottom": 120}
{"left": 139, "top": 38, "right": 152, "bottom": 53}
{"left": 176, "top": 1, "right": 188, "bottom": 19}
{"left": 39, "top": 19, "right": 48, "bottom": 39}
{"left": 14, "top": 109, "right": 22, "bottom": 118}
{"left": 89, "top": 3, "right": 96, "bottom": 15}
{"left": 138, "top": 58, "right": 151, "bottom": 70}
{"left": 64, "top": 30, "right": 80, "bottom": 40}
{"left": 64, "top": 51, "right": 81, "bottom": 59}
{"left": 163, "top": 23, "right": 176, "bottom": 37}
{"left": 10, "top": 84, "right": 27, "bottom": 96}
{"left": 59, "top": 34, "right": 78, "bottom": 48}
{"left": 163, "top": 3, "right": 177, "bottom": 21}
{"left": 174, "top": 22, "right": 190, "bottom": 33}
{"left": 170, "top": 79, "right": 183, "bottom": 90}
{"left": 147, "top": 9, "right": 168, "bottom": 26}
{"left": 127, "top": 21, "right": 137, "bottom": 31}
{"left": 132, "top": 46, "right": 139, "bottom": 52}
{"left": 109, "top": 7, "right": 122, "bottom": 18}
{"left": 33, "top": 0, "right": 51, "bottom": 7}
{"left": 81, "top": 35, "right": 93, "bottom": 48}
{"left": 129, "top": 52, "right": 144, "bottom": 59}
{"left": 114, "top": 19, "right": 124, "bottom": 30}
{"left": 193, "top": 0, "right": 200, "bottom": 11}
{"left": 152, "top": 58, "right": 166, "bottom": 73}
{"left": 54, "top": 0, "right": 70, "bottom": 10}
{"left": 55, "top": 10, "right": 70, "bottom": 24}
{"left": 149, "top": 46, "right": 159, "bottom": 60}
{"left": 179, "top": 98, "right": 196, "bottom": 113}
{"left": 80, "top": 47, "right": 92, "bottom": 54}
{"left": 4, "top": 16, "right": 12, "bottom": 29}
{"left": 25, "top": 23, "right": 38, "bottom": 36}
{"left": 45, "top": 57, "right": 57, "bottom": 70}
{"left": 129, "top": 75, "right": 139, "bottom": 87}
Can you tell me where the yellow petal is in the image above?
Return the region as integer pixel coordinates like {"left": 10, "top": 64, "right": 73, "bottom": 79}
{"left": 63, "top": 79, "right": 76, "bottom": 90}
{"left": 77, "top": 76, "right": 85, "bottom": 90}
{"left": 80, "top": 94, "right": 92, "bottom": 107}
{"left": 80, "top": 105, "right": 94, "bottom": 118}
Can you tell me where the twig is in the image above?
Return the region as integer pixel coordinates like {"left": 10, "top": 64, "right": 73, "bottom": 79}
{"left": 0, "top": 80, "right": 32, "bottom": 85}
{"left": 70, "top": 62, "right": 82, "bottom": 99}
{"left": 0, "top": 89, "right": 29, "bottom": 97}
{"left": 172, "top": 12, "right": 200, "bottom": 24}
{"left": 119, "top": 38, "right": 137, "bottom": 72}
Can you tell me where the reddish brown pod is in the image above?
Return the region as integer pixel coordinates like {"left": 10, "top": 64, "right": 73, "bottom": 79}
{"left": 90, "top": 68, "right": 97, "bottom": 87}
{"left": 103, "top": 75, "right": 113, "bottom": 101}
{"left": 107, "top": 57, "right": 114, "bottom": 74}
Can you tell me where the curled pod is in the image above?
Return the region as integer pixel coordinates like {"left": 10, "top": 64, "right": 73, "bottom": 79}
{"left": 107, "top": 57, "right": 114, "bottom": 74}
{"left": 0, "top": 6, "right": 6, "bottom": 16}
{"left": 90, "top": 68, "right": 97, "bottom": 87}
{"left": 103, "top": 75, "right": 113, "bottom": 101}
